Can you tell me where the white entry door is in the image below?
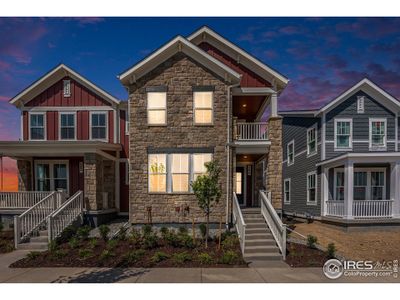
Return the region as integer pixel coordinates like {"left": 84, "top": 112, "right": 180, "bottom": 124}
{"left": 35, "top": 160, "right": 69, "bottom": 195}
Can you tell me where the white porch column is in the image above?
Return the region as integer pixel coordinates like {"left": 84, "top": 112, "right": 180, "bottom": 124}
{"left": 321, "top": 167, "right": 329, "bottom": 216}
{"left": 270, "top": 93, "right": 278, "bottom": 117}
{"left": 344, "top": 160, "right": 354, "bottom": 219}
{"left": 391, "top": 161, "right": 400, "bottom": 218}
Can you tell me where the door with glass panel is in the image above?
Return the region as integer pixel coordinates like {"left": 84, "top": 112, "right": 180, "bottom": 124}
{"left": 235, "top": 167, "right": 245, "bottom": 205}
{"left": 35, "top": 161, "right": 69, "bottom": 194}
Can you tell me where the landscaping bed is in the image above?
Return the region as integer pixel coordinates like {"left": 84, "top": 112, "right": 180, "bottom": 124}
{"left": 285, "top": 242, "right": 331, "bottom": 268}
{"left": 10, "top": 225, "right": 247, "bottom": 268}
{"left": 0, "top": 230, "right": 15, "bottom": 254}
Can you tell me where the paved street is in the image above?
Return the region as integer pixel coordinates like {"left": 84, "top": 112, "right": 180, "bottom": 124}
{"left": 0, "top": 251, "right": 398, "bottom": 283}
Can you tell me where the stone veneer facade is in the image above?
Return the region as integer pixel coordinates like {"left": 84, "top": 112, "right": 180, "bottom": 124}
{"left": 127, "top": 53, "right": 230, "bottom": 224}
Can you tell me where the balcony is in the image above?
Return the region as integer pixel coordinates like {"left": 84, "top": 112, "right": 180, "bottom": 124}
{"left": 233, "top": 121, "right": 270, "bottom": 154}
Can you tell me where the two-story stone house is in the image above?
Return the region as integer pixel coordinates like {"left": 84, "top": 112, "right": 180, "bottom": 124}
{"left": 281, "top": 78, "right": 400, "bottom": 225}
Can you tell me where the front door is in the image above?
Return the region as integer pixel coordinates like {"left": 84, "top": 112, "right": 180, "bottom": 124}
{"left": 235, "top": 167, "right": 245, "bottom": 205}
{"left": 35, "top": 161, "right": 69, "bottom": 195}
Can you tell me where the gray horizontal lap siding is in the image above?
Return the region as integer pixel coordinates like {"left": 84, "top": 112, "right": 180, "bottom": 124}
{"left": 282, "top": 117, "right": 321, "bottom": 217}
{"left": 325, "top": 91, "right": 396, "bottom": 159}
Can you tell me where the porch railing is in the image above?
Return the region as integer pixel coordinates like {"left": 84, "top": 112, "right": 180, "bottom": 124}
{"left": 326, "top": 201, "right": 345, "bottom": 217}
{"left": 48, "top": 191, "right": 84, "bottom": 242}
{"left": 353, "top": 200, "right": 393, "bottom": 219}
{"left": 259, "top": 190, "right": 286, "bottom": 260}
{"left": 232, "top": 192, "right": 246, "bottom": 254}
{"left": 14, "top": 191, "right": 66, "bottom": 247}
{"left": 0, "top": 191, "right": 52, "bottom": 209}
{"left": 235, "top": 122, "right": 268, "bottom": 141}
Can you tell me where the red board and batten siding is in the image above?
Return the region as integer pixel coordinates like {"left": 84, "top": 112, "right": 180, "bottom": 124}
{"left": 119, "top": 109, "right": 130, "bottom": 212}
{"left": 198, "top": 42, "right": 272, "bottom": 88}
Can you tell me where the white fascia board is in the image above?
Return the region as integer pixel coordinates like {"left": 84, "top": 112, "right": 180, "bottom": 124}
{"left": 316, "top": 152, "right": 400, "bottom": 167}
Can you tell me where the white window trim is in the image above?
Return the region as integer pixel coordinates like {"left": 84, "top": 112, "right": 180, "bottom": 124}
{"left": 287, "top": 140, "right": 294, "bottom": 166}
{"left": 125, "top": 106, "right": 130, "bottom": 135}
{"left": 63, "top": 80, "right": 71, "bottom": 98}
{"left": 58, "top": 112, "right": 77, "bottom": 141}
{"left": 284, "top": 178, "right": 291, "bottom": 204}
{"left": 357, "top": 96, "right": 365, "bottom": 114}
{"left": 369, "top": 118, "right": 387, "bottom": 150}
{"left": 193, "top": 91, "right": 214, "bottom": 126}
{"left": 29, "top": 112, "right": 47, "bottom": 141}
{"left": 307, "top": 126, "right": 318, "bottom": 157}
{"left": 34, "top": 160, "right": 69, "bottom": 195}
{"left": 89, "top": 111, "right": 108, "bottom": 142}
{"left": 147, "top": 92, "right": 167, "bottom": 126}
{"left": 333, "top": 167, "right": 386, "bottom": 200}
{"left": 306, "top": 171, "right": 317, "bottom": 205}
{"left": 334, "top": 118, "right": 353, "bottom": 150}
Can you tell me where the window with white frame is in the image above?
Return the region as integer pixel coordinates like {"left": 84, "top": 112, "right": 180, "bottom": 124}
{"left": 59, "top": 112, "right": 76, "bottom": 140}
{"left": 369, "top": 118, "right": 386, "bottom": 148}
{"left": 30, "top": 113, "right": 46, "bottom": 140}
{"left": 371, "top": 171, "right": 385, "bottom": 200}
{"left": 357, "top": 96, "right": 365, "bottom": 113}
{"left": 284, "top": 179, "right": 291, "bottom": 204}
{"left": 307, "top": 172, "right": 317, "bottom": 204}
{"left": 193, "top": 91, "right": 213, "bottom": 124}
{"left": 63, "top": 80, "right": 71, "bottom": 97}
{"left": 307, "top": 127, "right": 317, "bottom": 155}
{"left": 91, "top": 112, "right": 107, "bottom": 140}
{"left": 287, "top": 140, "right": 294, "bottom": 166}
{"left": 335, "top": 119, "right": 352, "bottom": 149}
{"left": 148, "top": 153, "right": 212, "bottom": 193}
{"left": 334, "top": 170, "right": 344, "bottom": 200}
{"left": 125, "top": 106, "right": 129, "bottom": 135}
{"left": 147, "top": 92, "right": 167, "bottom": 125}
{"left": 354, "top": 171, "right": 367, "bottom": 200}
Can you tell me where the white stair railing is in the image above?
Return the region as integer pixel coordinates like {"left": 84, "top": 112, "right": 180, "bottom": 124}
{"left": 259, "top": 190, "right": 287, "bottom": 260}
{"left": 14, "top": 191, "right": 66, "bottom": 247}
{"left": 0, "top": 191, "right": 52, "bottom": 209}
{"left": 48, "top": 191, "right": 84, "bottom": 242}
{"left": 232, "top": 192, "right": 246, "bottom": 254}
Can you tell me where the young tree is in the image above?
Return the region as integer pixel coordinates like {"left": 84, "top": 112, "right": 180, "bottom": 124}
{"left": 191, "top": 160, "right": 222, "bottom": 248}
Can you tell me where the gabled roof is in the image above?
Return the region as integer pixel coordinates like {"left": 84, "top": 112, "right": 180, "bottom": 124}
{"left": 316, "top": 78, "right": 400, "bottom": 115}
{"left": 187, "top": 26, "right": 289, "bottom": 90}
{"left": 118, "top": 35, "right": 241, "bottom": 86}
{"left": 9, "top": 64, "right": 120, "bottom": 107}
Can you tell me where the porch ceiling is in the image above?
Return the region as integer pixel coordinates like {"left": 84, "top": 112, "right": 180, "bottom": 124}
{"left": 236, "top": 154, "right": 263, "bottom": 163}
{"left": 233, "top": 95, "right": 266, "bottom": 121}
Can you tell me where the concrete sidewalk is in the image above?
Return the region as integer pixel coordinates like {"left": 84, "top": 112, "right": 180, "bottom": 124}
{"left": 0, "top": 251, "right": 398, "bottom": 283}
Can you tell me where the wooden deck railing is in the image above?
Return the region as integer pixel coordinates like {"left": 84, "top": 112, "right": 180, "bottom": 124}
{"left": 0, "top": 191, "right": 52, "bottom": 209}
{"left": 235, "top": 122, "right": 268, "bottom": 141}
{"left": 326, "top": 200, "right": 393, "bottom": 219}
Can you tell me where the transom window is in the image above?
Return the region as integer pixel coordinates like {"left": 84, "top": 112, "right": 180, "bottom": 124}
{"left": 307, "top": 171, "right": 317, "bottom": 204}
{"left": 59, "top": 113, "right": 76, "bottom": 140}
{"left": 307, "top": 127, "right": 317, "bottom": 155}
{"left": 193, "top": 91, "right": 213, "bottom": 124}
{"left": 30, "top": 113, "right": 46, "bottom": 140}
{"left": 148, "top": 153, "right": 212, "bottom": 193}
{"left": 147, "top": 92, "right": 167, "bottom": 125}
{"left": 369, "top": 118, "right": 386, "bottom": 148}
{"left": 335, "top": 119, "right": 352, "bottom": 149}
{"left": 91, "top": 112, "right": 107, "bottom": 140}
{"left": 284, "top": 179, "right": 291, "bottom": 204}
{"left": 287, "top": 140, "right": 294, "bottom": 166}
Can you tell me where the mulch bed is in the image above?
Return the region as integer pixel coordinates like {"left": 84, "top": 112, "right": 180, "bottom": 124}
{"left": 0, "top": 231, "right": 15, "bottom": 254}
{"left": 285, "top": 242, "right": 330, "bottom": 267}
{"left": 10, "top": 236, "right": 247, "bottom": 268}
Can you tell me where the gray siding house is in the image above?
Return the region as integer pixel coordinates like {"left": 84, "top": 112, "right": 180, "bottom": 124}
{"left": 281, "top": 78, "right": 400, "bottom": 224}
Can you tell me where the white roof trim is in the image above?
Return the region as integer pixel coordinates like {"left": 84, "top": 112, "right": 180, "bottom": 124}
{"left": 188, "top": 26, "right": 289, "bottom": 88}
{"left": 316, "top": 152, "right": 400, "bottom": 167}
{"left": 317, "top": 78, "right": 400, "bottom": 115}
{"left": 119, "top": 35, "right": 241, "bottom": 85}
{"left": 279, "top": 110, "right": 318, "bottom": 116}
{"left": 9, "top": 64, "right": 120, "bottom": 106}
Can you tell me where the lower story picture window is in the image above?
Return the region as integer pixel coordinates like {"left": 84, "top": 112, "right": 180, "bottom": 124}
{"left": 354, "top": 171, "right": 367, "bottom": 200}
{"left": 148, "top": 154, "right": 167, "bottom": 192}
{"left": 171, "top": 154, "right": 189, "bottom": 192}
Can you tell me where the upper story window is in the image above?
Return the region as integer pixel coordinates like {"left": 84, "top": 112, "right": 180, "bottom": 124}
{"left": 147, "top": 92, "right": 167, "bottom": 125}
{"left": 369, "top": 118, "right": 387, "bottom": 149}
{"left": 307, "top": 127, "right": 317, "bottom": 155}
{"left": 59, "top": 112, "right": 76, "bottom": 140}
{"left": 357, "top": 96, "right": 365, "bottom": 113}
{"left": 29, "top": 113, "right": 46, "bottom": 140}
{"left": 287, "top": 140, "right": 294, "bottom": 166}
{"left": 193, "top": 91, "right": 213, "bottom": 125}
{"left": 307, "top": 171, "right": 317, "bottom": 204}
{"left": 334, "top": 118, "right": 352, "bottom": 149}
{"left": 90, "top": 112, "right": 107, "bottom": 140}
{"left": 63, "top": 80, "right": 71, "bottom": 97}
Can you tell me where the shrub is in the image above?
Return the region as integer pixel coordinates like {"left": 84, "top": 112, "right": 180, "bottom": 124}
{"left": 178, "top": 226, "right": 188, "bottom": 235}
{"left": 129, "top": 228, "right": 141, "bottom": 246}
{"left": 197, "top": 252, "right": 213, "bottom": 265}
{"left": 68, "top": 237, "right": 79, "bottom": 249}
{"left": 180, "top": 234, "right": 195, "bottom": 248}
{"left": 106, "top": 239, "right": 118, "bottom": 250}
{"left": 78, "top": 248, "right": 93, "bottom": 259}
{"left": 48, "top": 240, "right": 58, "bottom": 253}
{"left": 117, "top": 226, "right": 128, "bottom": 241}
{"left": 327, "top": 243, "right": 337, "bottom": 258}
{"left": 221, "top": 235, "right": 239, "bottom": 250}
{"left": 221, "top": 230, "right": 235, "bottom": 241}
{"left": 199, "top": 223, "right": 207, "bottom": 239}
{"left": 77, "top": 226, "right": 91, "bottom": 241}
{"left": 220, "top": 250, "right": 238, "bottom": 265}
{"left": 99, "top": 225, "right": 110, "bottom": 242}
{"left": 59, "top": 225, "right": 77, "bottom": 242}
{"left": 124, "top": 249, "right": 146, "bottom": 264}
{"left": 306, "top": 235, "right": 318, "bottom": 249}
{"left": 27, "top": 251, "right": 40, "bottom": 260}
{"left": 142, "top": 224, "right": 153, "bottom": 236}
{"left": 172, "top": 252, "right": 192, "bottom": 264}
{"left": 100, "top": 249, "right": 115, "bottom": 260}
{"left": 52, "top": 249, "right": 67, "bottom": 259}
{"left": 160, "top": 226, "right": 169, "bottom": 238}
{"left": 142, "top": 233, "right": 158, "bottom": 249}
{"left": 0, "top": 222, "right": 4, "bottom": 232}
{"left": 151, "top": 251, "right": 169, "bottom": 263}
{"left": 165, "top": 230, "right": 181, "bottom": 247}
{"left": 89, "top": 238, "right": 98, "bottom": 249}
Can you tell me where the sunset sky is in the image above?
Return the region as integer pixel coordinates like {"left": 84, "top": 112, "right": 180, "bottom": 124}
{"left": 1, "top": 17, "right": 400, "bottom": 190}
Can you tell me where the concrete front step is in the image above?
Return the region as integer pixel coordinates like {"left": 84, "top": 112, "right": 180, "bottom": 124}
{"left": 246, "top": 228, "right": 271, "bottom": 234}
{"left": 246, "top": 233, "right": 273, "bottom": 240}
{"left": 18, "top": 242, "right": 48, "bottom": 251}
{"left": 30, "top": 236, "right": 48, "bottom": 243}
{"left": 244, "top": 252, "right": 282, "bottom": 261}
{"left": 246, "top": 223, "right": 267, "bottom": 229}
{"left": 244, "top": 218, "right": 265, "bottom": 224}
{"left": 246, "top": 239, "right": 277, "bottom": 247}
{"left": 245, "top": 245, "right": 280, "bottom": 254}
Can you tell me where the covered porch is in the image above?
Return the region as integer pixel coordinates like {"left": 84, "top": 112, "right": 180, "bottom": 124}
{"left": 319, "top": 153, "right": 400, "bottom": 220}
